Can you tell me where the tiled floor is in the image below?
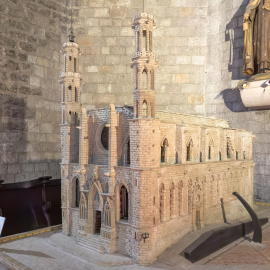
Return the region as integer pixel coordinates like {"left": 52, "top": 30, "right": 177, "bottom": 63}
{"left": 208, "top": 226, "right": 270, "bottom": 265}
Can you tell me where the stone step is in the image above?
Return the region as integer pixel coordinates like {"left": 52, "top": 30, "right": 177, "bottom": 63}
{"left": 77, "top": 240, "right": 101, "bottom": 253}
{"left": 76, "top": 234, "right": 103, "bottom": 253}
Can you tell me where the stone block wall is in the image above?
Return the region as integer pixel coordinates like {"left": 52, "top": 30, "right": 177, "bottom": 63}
{"left": 0, "top": 0, "right": 69, "bottom": 183}
{"left": 205, "top": 0, "right": 270, "bottom": 202}
{"left": 73, "top": 0, "right": 208, "bottom": 114}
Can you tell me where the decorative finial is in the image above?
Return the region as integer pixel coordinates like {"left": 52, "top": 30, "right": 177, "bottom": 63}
{"left": 68, "top": 2, "right": 75, "bottom": 42}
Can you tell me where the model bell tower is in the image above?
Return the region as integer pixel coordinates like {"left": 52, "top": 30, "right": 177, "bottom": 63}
{"left": 131, "top": 13, "right": 159, "bottom": 119}
{"left": 130, "top": 13, "right": 161, "bottom": 169}
{"left": 60, "top": 31, "right": 82, "bottom": 164}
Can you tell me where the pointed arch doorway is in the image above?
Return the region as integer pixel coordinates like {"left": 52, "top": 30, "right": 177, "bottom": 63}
{"left": 88, "top": 184, "right": 102, "bottom": 234}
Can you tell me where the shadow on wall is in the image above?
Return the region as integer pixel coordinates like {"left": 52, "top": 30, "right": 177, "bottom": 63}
{"left": 220, "top": 0, "right": 260, "bottom": 113}
{"left": 225, "top": 0, "right": 248, "bottom": 81}
{"left": 217, "top": 88, "right": 249, "bottom": 112}
{"left": 0, "top": 93, "right": 28, "bottom": 174}
{"left": 0, "top": 93, "right": 60, "bottom": 183}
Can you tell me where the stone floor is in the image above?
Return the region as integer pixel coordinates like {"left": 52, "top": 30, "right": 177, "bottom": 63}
{"left": 0, "top": 263, "right": 11, "bottom": 270}
{"left": 1, "top": 205, "right": 270, "bottom": 270}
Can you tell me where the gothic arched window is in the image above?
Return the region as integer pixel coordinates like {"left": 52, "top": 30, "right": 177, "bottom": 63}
{"left": 186, "top": 139, "right": 193, "bottom": 162}
{"left": 142, "top": 101, "right": 148, "bottom": 118}
{"left": 101, "top": 127, "right": 109, "bottom": 150}
{"left": 120, "top": 185, "right": 128, "bottom": 220}
{"left": 161, "top": 138, "right": 168, "bottom": 163}
{"left": 142, "top": 69, "right": 147, "bottom": 89}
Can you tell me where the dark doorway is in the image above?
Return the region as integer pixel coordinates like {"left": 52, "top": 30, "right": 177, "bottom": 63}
{"left": 95, "top": 210, "right": 101, "bottom": 233}
{"left": 196, "top": 210, "right": 201, "bottom": 230}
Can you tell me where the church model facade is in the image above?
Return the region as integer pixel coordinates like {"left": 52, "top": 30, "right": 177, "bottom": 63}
{"left": 60, "top": 14, "right": 254, "bottom": 265}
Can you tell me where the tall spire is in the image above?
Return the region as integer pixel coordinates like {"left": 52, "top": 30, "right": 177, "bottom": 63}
{"left": 68, "top": 1, "right": 75, "bottom": 42}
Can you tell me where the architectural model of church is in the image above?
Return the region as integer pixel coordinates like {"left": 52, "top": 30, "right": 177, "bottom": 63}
{"left": 60, "top": 14, "right": 254, "bottom": 264}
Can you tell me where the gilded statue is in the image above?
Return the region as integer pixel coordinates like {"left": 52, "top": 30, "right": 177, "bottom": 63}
{"left": 243, "top": 0, "right": 270, "bottom": 76}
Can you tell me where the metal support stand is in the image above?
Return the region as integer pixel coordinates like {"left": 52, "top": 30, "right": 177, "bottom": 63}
{"left": 232, "top": 191, "right": 262, "bottom": 243}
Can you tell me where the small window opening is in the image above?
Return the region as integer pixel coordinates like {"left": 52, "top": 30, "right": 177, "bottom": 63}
{"left": 175, "top": 151, "right": 178, "bottom": 164}
{"left": 219, "top": 151, "right": 222, "bottom": 161}
{"left": 143, "top": 30, "right": 147, "bottom": 51}
{"left": 68, "top": 85, "right": 72, "bottom": 102}
{"left": 137, "top": 31, "right": 140, "bottom": 52}
{"left": 200, "top": 151, "right": 202, "bottom": 162}
{"left": 153, "top": 196, "right": 155, "bottom": 205}
{"left": 62, "top": 84, "right": 65, "bottom": 102}
{"left": 236, "top": 151, "right": 238, "bottom": 160}
{"left": 75, "top": 87, "right": 78, "bottom": 102}
{"left": 69, "top": 56, "right": 72, "bottom": 61}
{"left": 127, "top": 140, "right": 130, "bottom": 165}
{"left": 142, "top": 69, "right": 147, "bottom": 89}
{"left": 75, "top": 178, "right": 80, "bottom": 207}
{"left": 74, "top": 112, "right": 78, "bottom": 125}
{"left": 243, "top": 151, "right": 246, "bottom": 159}
{"left": 135, "top": 100, "right": 139, "bottom": 118}
{"left": 208, "top": 146, "right": 211, "bottom": 160}
{"left": 135, "top": 66, "right": 138, "bottom": 89}
{"left": 74, "top": 58, "right": 77, "bottom": 72}
{"left": 227, "top": 142, "right": 231, "bottom": 158}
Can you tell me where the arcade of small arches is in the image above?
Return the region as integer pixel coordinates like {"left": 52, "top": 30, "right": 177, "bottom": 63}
{"left": 158, "top": 170, "right": 251, "bottom": 230}
{"left": 134, "top": 66, "right": 155, "bottom": 91}
{"left": 135, "top": 99, "right": 155, "bottom": 118}
{"left": 161, "top": 136, "right": 248, "bottom": 165}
